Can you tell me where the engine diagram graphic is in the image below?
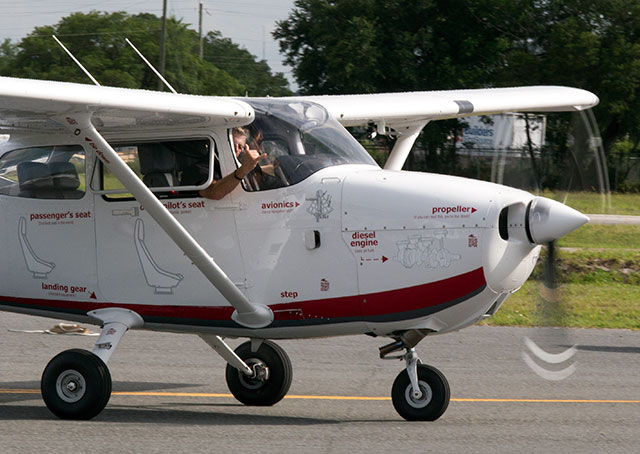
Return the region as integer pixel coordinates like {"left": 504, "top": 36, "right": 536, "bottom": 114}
{"left": 306, "top": 189, "right": 333, "bottom": 222}
{"left": 394, "top": 231, "right": 461, "bottom": 269}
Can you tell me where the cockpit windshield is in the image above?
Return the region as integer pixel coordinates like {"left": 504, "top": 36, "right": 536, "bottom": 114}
{"left": 236, "top": 99, "right": 377, "bottom": 190}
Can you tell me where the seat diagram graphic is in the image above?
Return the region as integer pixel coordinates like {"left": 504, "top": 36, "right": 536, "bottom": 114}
{"left": 133, "top": 218, "right": 183, "bottom": 294}
{"left": 18, "top": 216, "right": 56, "bottom": 278}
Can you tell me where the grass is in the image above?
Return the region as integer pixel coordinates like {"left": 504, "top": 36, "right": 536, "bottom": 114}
{"left": 482, "top": 219, "right": 640, "bottom": 330}
{"left": 533, "top": 249, "right": 640, "bottom": 285}
{"left": 541, "top": 190, "right": 640, "bottom": 215}
{"left": 558, "top": 224, "right": 640, "bottom": 249}
{"left": 483, "top": 281, "right": 640, "bottom": 330}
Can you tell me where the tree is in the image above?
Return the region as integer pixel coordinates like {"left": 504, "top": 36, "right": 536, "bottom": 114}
{"left": 275, "top": 0, "right": 509, "bottom": 94}
{"left": 203, "top": 31, "right": 291, "bottom": 97}
{"left": 274, "top": 0, "right": 513, "bottom": 174}
{"left": 0, "top": 39, "right": 16, "bottom": 76}
{"left": 0, "top": 11, "right": 290, "bottom": 97}
{"left": 275, "top": 0, "right": 640, "bottom": 189}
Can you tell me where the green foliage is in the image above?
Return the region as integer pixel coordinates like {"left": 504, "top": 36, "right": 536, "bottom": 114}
{"left": 532, "top": 248, "right": 640, "bottom": 284}
{"left": 0, "top": 39, "right": 16, "bottom": 75}
{"left": 484, "top": 239, "right": 640, "bottom": 329}
{"left": 275, "top": 0, "right": 640, "bottom": 189}
{"left": 558, "top": 224, "right": 640, "bottom": 249}
{"left": 275, "top": 0, "right": 509, "bottom": 94}
{"left": 203, "top": 31, "right": 291, "bottom": 96}
{"left": 541, "top": 190, "right": 640, "bottom": 215}
{"left": 0, "top": 11, "right": 290, "bottom": 97}
{"left": 609, "top": 139, "right": 640, "bottom": 191}
{"left": 484, "top": 281, "right": 640, "bottom": 329}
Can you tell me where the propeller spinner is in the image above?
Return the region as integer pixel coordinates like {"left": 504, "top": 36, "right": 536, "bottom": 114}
{"left": 525, "top": 197, "right": 590, "bottom": 244}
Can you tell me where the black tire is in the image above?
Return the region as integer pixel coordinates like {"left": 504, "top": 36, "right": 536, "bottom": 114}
{"left": 391, "top": 364, "right": 450, "bottom": 421}
{"left": 41, "top": 349, "right": 112, "bottom": 420}
{"left": 226, "top": 340, "right": 292, "bottom": 406}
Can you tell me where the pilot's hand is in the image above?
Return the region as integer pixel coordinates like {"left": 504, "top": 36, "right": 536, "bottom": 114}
{"left": 237, "top": 145, "right": 267, "bottom": 178}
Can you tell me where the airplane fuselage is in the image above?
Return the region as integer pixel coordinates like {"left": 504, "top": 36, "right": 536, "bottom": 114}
{"left": 0, "top": 128, "right": 539, "bottom": 339}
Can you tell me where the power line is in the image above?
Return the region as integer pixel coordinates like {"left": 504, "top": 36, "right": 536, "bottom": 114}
{"left": 24, "top": 30, "right": 162, "bottom": 38}
{"left": 1, "top": 6, "right": 284, "bottom": 21}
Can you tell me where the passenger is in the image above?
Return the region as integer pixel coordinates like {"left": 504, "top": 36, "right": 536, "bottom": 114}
{"left": 199, "top": 127, "right": 266, "bottom": 200}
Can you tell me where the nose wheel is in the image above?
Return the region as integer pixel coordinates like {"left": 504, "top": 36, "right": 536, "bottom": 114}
{"left": 381, "top": 333, "right": 450, "bottom": 421}
{"left": 391, "top": 362, "right": 450, "bottom": 421}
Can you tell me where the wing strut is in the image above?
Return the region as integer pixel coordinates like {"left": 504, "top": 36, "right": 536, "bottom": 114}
{"left": 67, "top": 114, "right": 273, "bottom": 329}
{"left": 384, "top": 121, "right": 429, "bottom": 171}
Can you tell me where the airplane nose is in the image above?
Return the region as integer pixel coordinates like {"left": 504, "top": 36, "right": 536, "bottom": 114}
{"left": 525, "top": 197, "right": 589, "bottom": 244}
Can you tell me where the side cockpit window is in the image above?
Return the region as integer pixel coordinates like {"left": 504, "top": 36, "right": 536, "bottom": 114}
{"left": 234, "top": 100, "right": 378, "bottom": 192}
{"left": 0, "top": 145, "right": 85, "bottom": 199}
{"left": 96, "top": 138, "right": 213, "bottom": 199}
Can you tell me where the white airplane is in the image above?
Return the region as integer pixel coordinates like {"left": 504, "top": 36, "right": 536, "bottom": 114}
{"left": 0, "top": 75, "right": 596, "bottom": 421}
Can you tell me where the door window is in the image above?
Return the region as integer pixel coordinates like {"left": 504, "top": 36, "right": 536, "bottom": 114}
{"left": 94, "top": 138, "right": 213, "bottom": 199}
{"left": 0, "top": 145, "right": 85, "bottom": 199}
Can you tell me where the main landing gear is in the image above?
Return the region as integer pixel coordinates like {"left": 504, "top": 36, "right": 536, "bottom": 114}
{"left": 200, "top": 335, "right": 292, "bottom": 406}
{"left": 40, "top": 308, "right": 143, "bottom": 420}
{"left": 41, "top": 348, "right": 112, "bottom": 420}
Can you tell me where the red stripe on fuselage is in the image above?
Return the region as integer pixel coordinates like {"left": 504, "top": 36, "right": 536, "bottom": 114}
{"left": 0, "top": 268, "right": 485, "bottom": 323}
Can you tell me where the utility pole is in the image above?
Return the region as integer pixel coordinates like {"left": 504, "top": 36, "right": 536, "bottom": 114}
{"left": 158, "top": 0, "right": 168, "bottom": 91}
{"left": 199, "top": 2, "right": 204, "bottom": 59}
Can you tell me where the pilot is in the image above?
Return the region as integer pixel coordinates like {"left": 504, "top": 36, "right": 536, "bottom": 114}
{"left": 199, "top": 127, "right": 266, "bottom": 200}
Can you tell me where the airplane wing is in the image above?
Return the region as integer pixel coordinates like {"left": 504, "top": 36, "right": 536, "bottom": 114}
{"left": 296, "top": 86, "right": 599, "bottom": 128}
{"left": 293, "top": 85, "right": 598, "bottom": 171}
{"left": 0, "top": 76, "right": 254, "bottom": 134}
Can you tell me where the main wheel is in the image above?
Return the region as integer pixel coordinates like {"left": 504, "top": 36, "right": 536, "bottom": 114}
{"left": 225, "top": 340, "right": 292, "bottom": 406}
{"left": 391, "top": 364, "right": 450, "bottom": 421}
{"left": 41, "top": 349, "right": 112, "bottom": 420}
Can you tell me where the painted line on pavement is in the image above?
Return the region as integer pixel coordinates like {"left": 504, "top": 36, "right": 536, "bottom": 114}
{"left": 1, "top": 389, "right": 639, "bottom": 404}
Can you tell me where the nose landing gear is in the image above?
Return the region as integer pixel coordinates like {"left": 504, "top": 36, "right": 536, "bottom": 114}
{"left": 380, "top": 331, "right": 450, "bottom": 421}
{"left": 391, "top": 357, "right": 450, "bottom": 421}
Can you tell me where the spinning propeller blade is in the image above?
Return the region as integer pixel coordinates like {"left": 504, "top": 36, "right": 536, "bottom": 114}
{"left": 524, "top": 109, "right": 609, "bottom": 380}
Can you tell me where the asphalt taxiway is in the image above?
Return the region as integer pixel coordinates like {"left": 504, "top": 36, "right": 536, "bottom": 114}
{"left": 1, "top": 311, "right": 639, "bottom": 453}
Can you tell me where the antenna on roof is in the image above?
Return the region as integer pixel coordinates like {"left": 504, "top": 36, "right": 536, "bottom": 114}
{"left": 51, "top": 35, "right": 101, "bottom": 86}
{"left": 125, "top": 38, "right": 178, "bottom": 94}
